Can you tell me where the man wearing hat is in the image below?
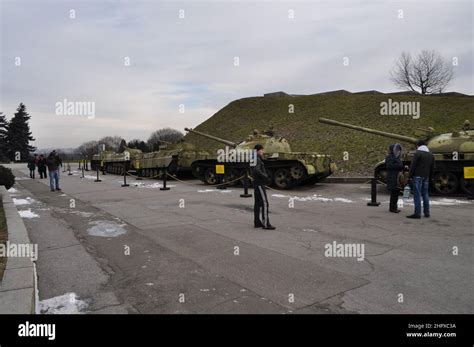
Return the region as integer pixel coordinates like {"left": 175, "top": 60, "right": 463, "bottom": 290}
{"left": 251, "top": 144, "right": 276, "bottom": 230}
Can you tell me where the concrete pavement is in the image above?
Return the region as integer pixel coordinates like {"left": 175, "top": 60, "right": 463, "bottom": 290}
{"left": 4, "top": 163, "right": 473, "bottom": 314}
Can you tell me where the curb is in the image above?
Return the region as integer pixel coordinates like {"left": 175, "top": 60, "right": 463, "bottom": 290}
{"left": 0, "top": 186, "right": 38, "bottom": 314}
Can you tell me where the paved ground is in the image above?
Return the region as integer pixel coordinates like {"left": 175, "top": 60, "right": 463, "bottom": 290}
{"left": 4, "top": 163, "right": 473, "bottom": 314}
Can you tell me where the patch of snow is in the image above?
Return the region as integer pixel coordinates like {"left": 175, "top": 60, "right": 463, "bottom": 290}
{"left": 87, "top": 220, "right": 127, "bottom": 237}
{"left": 7, "top": 187, "right": 18, "bottom": 193}
{"left": 134, "top": 182, "right": 176, "bottom": 188}
{"left": 334, "top": 197, "right": 354, "bottom": 203}
{"left": 197, "top": 189, "right": 233, "bottom": 193}
{"left": 12, "top": 197, "right": 36, "bottom": 206}
{"left": 14, "top": 177, "right": 30, "bottom": 180}
{"left": 40, "top": 293, "right": 88, "bottom": 314}
{"left": 18, "top": 209, "right": 39, "bottom": 218}
{"left": 273, "top": 194, "right": 353, "bottom": 203}
{"left": 404, "top": 198, "right": 471, "bottom": 206}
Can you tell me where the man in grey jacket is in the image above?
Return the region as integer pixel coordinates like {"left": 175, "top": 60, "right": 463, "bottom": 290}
{"left": 251, "top": 144, "right": 276, "bottom": 230}
{"left": 407, "top": 140, "right": 435, "bottom": 219}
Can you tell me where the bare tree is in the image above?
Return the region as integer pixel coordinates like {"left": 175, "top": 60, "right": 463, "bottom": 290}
{"left": 390, "top": 50, "right": 454, "bottom": 94}
{"left": 76, "top": 140, "right": 99, "bottom": 160}
{"left": 97, "top": 136, "right": 124, "bottom": 152}
{"left": 147, "top": 128, "right": 183, "bottom": 151}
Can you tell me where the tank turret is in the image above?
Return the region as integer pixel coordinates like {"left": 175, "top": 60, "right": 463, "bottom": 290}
{"left": 318, "top": 117, "right": 474, "bottom": 195}
{"left": 185, "top": 127, "right": 335, "bottom": 189}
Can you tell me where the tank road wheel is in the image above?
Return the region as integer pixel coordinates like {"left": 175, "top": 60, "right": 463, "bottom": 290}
{"left": 433, "top": 172, "right": 459, "bottom": 195}
{"left": 460, "top": 177, "right": 474, "bottom": 195}
{"left": 204, "top": 168, "right": 218, "bottom": 185}
{"left": 273, "top": 168, "right": 291, "bottom": 189}
{"left": 289, "top": 164, "right": 306, "bottom": 181}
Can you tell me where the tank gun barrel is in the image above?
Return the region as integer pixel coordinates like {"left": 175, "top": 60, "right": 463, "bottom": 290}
{"left": 318, "top": 118, "right": 419, "bottom": 144}
{"left": 185, "top": 128, "right": 238, "bottom": 148}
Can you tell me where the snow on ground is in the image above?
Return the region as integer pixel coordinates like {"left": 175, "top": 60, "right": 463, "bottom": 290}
{"left": 18, "top": 209, "right": 39, "bottom": 218}
{"left": 39, "top": 293, "right": 88, "bottom": 314}
{"left": 14, "top": 177, "right": 30, "bottom": 180}
{"left": 131, "top": 182, "right": 176, "bottom": 189}
{"left": 87, "top": 220, "right": 127, "bottom": 237}
{"left": 12, "top": 197, "right": 37, "bottom": 206}
{"left": 197, "top": 189, "right": 233, "bottom": 193}
{"left": 272, "top": 193, "right": 353, "bottom": 203}
{"left": 7, "top": 187, "right": 18, "bottom": 193}
{"left": 82, "top": 175, "right": 102, "bottom": 180}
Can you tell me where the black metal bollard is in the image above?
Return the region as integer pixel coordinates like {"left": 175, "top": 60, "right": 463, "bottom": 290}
{"left": 240, "top": 170, "right": 252, "bottom": 198}
{"left": 136, "top": 168, "right": 142, "bottom": 181}
{"left": 216, "top": 174, "right": 227, "bottom": 190}
{"left": 121, "top": 162, "right": 129, "bottom": 187}
{"left": 94, "top": 166, "right": 101, "bottom": 182}
{"left": 367, "top": 177, "right": 380, "bottom": 206}
{"left": 160, "top": 170, "right": 170, "bottom": 191}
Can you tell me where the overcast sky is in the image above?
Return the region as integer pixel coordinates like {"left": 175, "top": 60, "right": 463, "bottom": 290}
{"left": 1, "top": 0, "right": 472, "bottom": 148}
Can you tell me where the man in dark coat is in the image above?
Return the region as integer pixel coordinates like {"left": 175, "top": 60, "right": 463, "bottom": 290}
{"left": 47, "top": 150, "right": 62, "bottom": 191}
{"left": 385, "top": 144, "right": 403, "bottom": 213}
{"left": 407, "top": 140, "right": 435, "bottom": 219}
{"left": 27, "top": 155, "right": 37, "bottom": 178}
{"left": 38, "top": 154, "right": 47, "bottom": 179}
{"left": 251, "top": 144, "right": 275, "bottom": 230}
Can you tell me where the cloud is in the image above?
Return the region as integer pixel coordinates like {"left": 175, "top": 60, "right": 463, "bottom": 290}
{"left": 1, "top": 0, "right": 472, "bottom": 148}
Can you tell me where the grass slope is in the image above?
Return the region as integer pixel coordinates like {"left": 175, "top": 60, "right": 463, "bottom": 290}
{"left": 185, "top": 92, "right": 473, "bottom": 176}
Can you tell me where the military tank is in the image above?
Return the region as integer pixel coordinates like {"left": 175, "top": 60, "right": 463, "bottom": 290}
{"left": 318, "top": 118, "right": 474, "bottom": 195}
{"left": 134, "top": 140, "right": 212, "bottom": 178}
{"left": 184, "top": 127, "right": 336, "bottom": 189}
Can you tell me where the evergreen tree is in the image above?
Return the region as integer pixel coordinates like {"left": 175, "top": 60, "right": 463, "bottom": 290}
{"left": 0, "top": 112, "right": 9, "bottom": 162}
{"left": 6, "top": 103, "right": 36, "bottom": 161}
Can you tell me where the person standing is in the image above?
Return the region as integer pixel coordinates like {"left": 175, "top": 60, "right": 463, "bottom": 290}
{"left": 407, "top": 140, "right": 435, "bottom": 219}
{"left": 251, "top": 144, "right": 275, "bottom": 230}
{"left": 47, "top": 150, "right": 62, "bottom": 191}
{"left": 38, "top": 154, "right": 47, "bottom": 179}
{"left": 385, "top": 144, "right": 403, "bottom": 213}
{"left": 27, "top": 155, "right": 37, "bottom": 178}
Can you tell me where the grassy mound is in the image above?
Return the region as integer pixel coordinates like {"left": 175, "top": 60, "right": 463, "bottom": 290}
{"left": 185, "top": 92, "right": 473, "bottom": 176}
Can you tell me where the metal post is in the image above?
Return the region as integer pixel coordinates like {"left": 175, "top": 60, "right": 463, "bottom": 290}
{"left": 121, "top": 162, "right": 129, "bottom": 187}
{"left": 136, "top": 168, "right": 142, "bottom": 181}
{"left": 160, "top": 170, "right": 170, "bottom": 191}
{"left": 240, "top": 170, "right": 252, "bottom": 198}
{"left": 81, "top": 160, "right": 85, "bottom": 178}
{"left": 216, "top": 173, "right": 227, "bottom": 190}
{"left": 367, "top": 177, "right": 380, "bottom": 206}
{"left": 67, "top": 162, "right": 72, "bottom": 176}
{"left": 94, "top": 166, "right": 101, "bottom": 182}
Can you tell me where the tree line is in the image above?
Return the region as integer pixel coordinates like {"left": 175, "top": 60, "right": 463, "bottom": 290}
{"left": 0, "top": 103, "right": 35, "bottom": 162}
